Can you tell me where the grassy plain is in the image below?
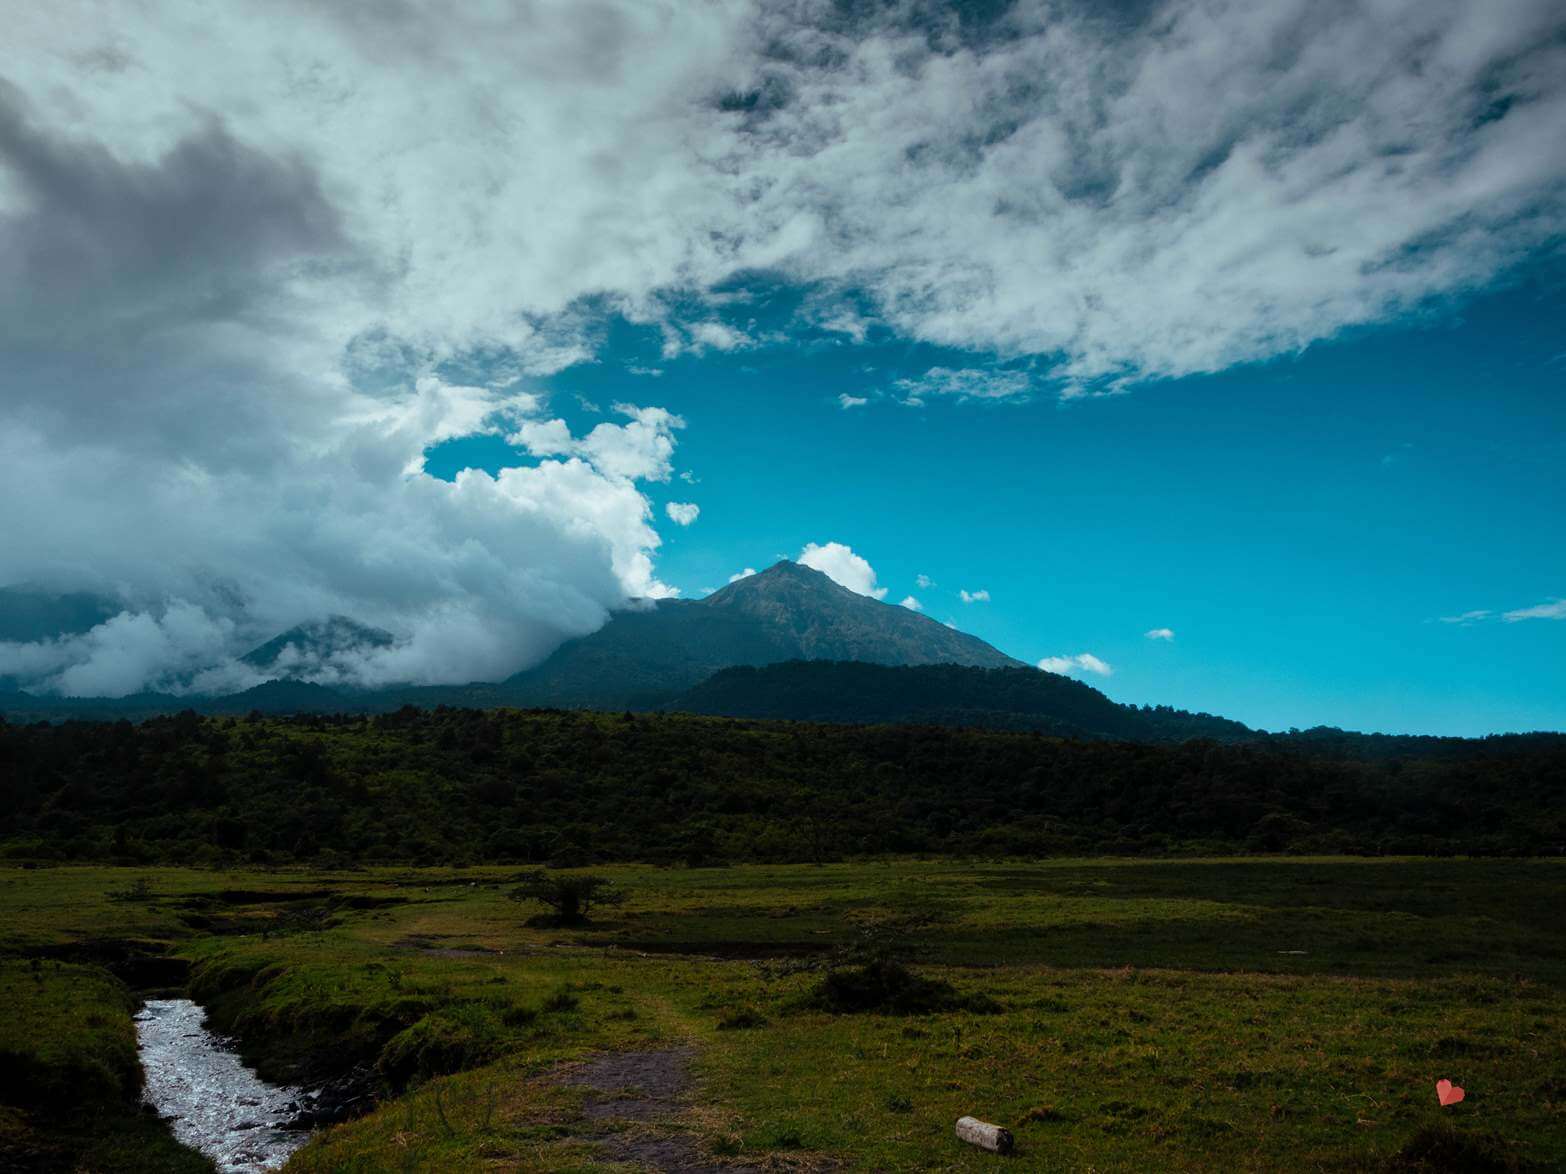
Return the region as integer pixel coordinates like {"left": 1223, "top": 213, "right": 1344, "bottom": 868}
{"left": 1, "top": 857, "right": 1562, "bottom": 1171}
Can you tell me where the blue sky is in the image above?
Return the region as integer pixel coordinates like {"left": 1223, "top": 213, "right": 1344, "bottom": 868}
{"left": 3, "top": 1, "right": 1563, "bottom": 729}
{"left": 428, "top": 268, "right": 1566, "bottom": 736}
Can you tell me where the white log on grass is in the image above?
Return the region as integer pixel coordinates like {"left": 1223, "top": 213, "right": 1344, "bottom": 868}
{"left": 955, "top": 1115, "right": 1014, "bottom": 1154}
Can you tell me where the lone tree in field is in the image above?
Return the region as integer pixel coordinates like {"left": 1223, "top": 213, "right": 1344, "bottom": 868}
{"left": 508, "top": 870, "right": 624, "bottom": 927}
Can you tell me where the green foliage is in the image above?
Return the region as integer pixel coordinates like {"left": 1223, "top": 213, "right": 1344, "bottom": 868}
{"left": 0, "top": 960, "right": 139, "bottom": 1107}
{"left": 1, "top": 707, "right": 1561, "bottom": 866}
{"left": 508, "top": 870, "right": 624, "bottom": 926}
{"left": 0, "top": 960, "right": 209, "bottom": 1173}
{"left": 377, "top": 1004, "right": 507, "bottom": 1090}
{"left": 2, "top": 860, "right": 1564, "bottom": 1170}
{"left": 800, "top": 958, "right": 1000, "bottom": 1016}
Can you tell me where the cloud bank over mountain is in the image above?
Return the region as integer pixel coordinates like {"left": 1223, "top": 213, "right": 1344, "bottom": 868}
{"left": 4, "top": 0, "right": 1562, "bottom": 694}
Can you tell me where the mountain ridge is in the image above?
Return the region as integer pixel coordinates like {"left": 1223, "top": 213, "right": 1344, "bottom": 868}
{"left": 501, "top": 560, "right": 1023, "bottom": 707}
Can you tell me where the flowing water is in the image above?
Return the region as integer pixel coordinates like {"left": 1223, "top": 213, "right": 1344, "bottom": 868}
{"left": 135, "top": 998, "right": 311, "bottom": 1172}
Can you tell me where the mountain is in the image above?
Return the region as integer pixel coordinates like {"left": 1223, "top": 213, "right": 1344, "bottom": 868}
{"left": 240, "top": 616, "right": 395, "bottom": 674}
{"left": 668, "top": 660, "right": 1255, "bottom": 742}
{"left": 503, "top": 560, "right": 1024, "bottom": 708}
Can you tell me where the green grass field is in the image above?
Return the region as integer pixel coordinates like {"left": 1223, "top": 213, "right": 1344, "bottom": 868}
{"left": 2, "top": 857, "right": 1562, "bottom": 1171}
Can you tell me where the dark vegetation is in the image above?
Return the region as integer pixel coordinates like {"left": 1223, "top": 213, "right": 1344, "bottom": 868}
{"left": 508, "top": 870, "right": 623, "bottom": 926}
{"left": 1, "top": 706, "right": 1563, "bottom": 865}
{"left": 672, "top": 660, "right": 1255, "bottom": 740}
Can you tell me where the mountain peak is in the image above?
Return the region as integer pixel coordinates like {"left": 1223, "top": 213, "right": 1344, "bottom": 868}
{"left": 702, "top": 560, "right": 837, "bottom": 603}
{"left": 241, "top": 616, "right": 395, "bottom": 673}
{"left": 505, "top": 556, "right": 1023, "bottom": 708}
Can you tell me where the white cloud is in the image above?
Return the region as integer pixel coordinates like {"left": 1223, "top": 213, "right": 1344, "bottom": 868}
{"left": 512, "top": 418, "right": 575, "bottom": 457}
{"left": 915, "top": 574, "right": 934, "bottom": 589}
{"left": 0, "top": 390, "right": 682, "bottom": 696}
{"left": 665, "top": 501, "right": 700, "bottom": 526}
{"left": 1435, "top": 599, "right": 1566, "bottom": 624}
{"left": 899, "top": 595, "right": 922, "bottom": 611}
{"left": 1439, "top": 609, "right": 1492, "bottom": 625}
{"left": 1038, "top": 653, "right": 1113, "bottom": 677}
{"left": 626, "top": 367, "right": 663, "bottom": 378}
{"left": 5, "top": 0, "right": 1564, "bottom": 692}
{"left": 2, "top": 1, "right": 1553, "bottom": 398}
{"left": 1145, "top": 627, "right": 1175, "bottom": 641}
{"left": 728, "top": 567, "right": 758, "bottom": 583}
{"left": 664, "top": 320, "right": 754, "bottom": 358}
{"left": 798, "top": 541, "right": 887, "bottom": 599}
{"left": 838, "top": 393, "right": 868, "bottom": 409}
{"left": 1504, "top": 599, "right": 1566, "bottom": 622}
{"left": 960, "top": 589, "right": 991, "bottom": 604}
{"left": 895, "top": 369, "right": 1031, "bottom": 404}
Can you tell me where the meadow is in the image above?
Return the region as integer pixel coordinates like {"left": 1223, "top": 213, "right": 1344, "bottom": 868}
{"left": 1, "top": 857, "right": 1562, "bottom": 1171}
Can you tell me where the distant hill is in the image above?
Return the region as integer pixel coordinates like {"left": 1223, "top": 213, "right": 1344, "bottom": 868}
{"left": 669, "top": 660, "right": 1254, "bottom": 742}
{"left": 240, "top": 616, "right": 395, "bottom": 673}
{"left": 503, "top": 560, "right": 1023, "bottom": 708}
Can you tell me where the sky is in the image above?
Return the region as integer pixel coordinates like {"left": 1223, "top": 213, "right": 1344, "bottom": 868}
{"left": 1, "top": 0, "right": 1562, "bottom": 734}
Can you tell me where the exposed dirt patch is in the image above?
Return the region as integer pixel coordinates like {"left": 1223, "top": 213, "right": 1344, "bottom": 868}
{"left": 573, "top": 1046, "right": 697, "bottom": 1121}
{"left": 560, "top": 1046, "right": 752, "bottom": 1172}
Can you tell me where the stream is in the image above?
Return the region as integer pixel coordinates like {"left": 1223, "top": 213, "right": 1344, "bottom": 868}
{"left": 135, "top": 998, "right": 311, "bottom": 1172}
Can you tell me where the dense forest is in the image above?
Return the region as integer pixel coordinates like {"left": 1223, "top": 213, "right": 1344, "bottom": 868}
{"left": 2, "top": 707, "right": 1562, "bottom": 865}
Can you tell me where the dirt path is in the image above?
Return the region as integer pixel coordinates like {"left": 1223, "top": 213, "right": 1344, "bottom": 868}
{"left": 562, "top": 1045, "right": 749, "bottom": 1173}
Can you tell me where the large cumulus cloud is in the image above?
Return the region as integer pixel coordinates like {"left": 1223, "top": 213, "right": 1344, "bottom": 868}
{"left": 3, "top": 0, "right": 1563, "bottom": 693}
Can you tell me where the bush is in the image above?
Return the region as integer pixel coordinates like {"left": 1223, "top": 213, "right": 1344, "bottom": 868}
{"left": 799, "top": 959, "right": 1001, "bottom": 1016}
{"left": 540, "top": 987, "right": 579, "bottom": 1013}
{"left": 716, "top": 1008, "right": 769, "bottom": 1030}
{"left": 507, "top": 871, "right": 624, "bottom": 927}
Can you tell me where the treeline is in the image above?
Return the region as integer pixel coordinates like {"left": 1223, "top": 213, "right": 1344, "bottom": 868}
{"left": 0, "top": 707, "right": 1562, "bottom": 866}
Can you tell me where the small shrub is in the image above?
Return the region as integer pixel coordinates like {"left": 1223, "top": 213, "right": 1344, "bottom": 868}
{"left": 884, "top": 1093, "right": 913, "bottom": 1113}
{"left": 508, "top": 871, "right": 624, "bottom": 927}
{"left": 717, "top": 1008, "right": 768, "bottom": 1030}
{"left": 540, "top": 988, "right": 579, "bottom": 1013}
{"left": 800, "top": 959, "right": 1001, "bottom": 1016}
{"left": 501, "top": 1004, "right": 538, "bottom": 1028}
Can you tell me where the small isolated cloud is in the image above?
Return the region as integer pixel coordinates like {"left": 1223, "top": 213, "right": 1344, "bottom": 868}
{"left": 1145, "top": 628, "right": 1175, "bottom": 641}
{"left": 575, "top": 396, "right": 603, "bottom": 413}
{"left": 1504, "top": 599, "right": 1566, "bottom": 622}
{"left": 960, "top": 589, "right": 991, "bottom": 604}
{"left": 513, "top": 417, "right": 575, "bottom": 457}
{"left": 627, "top": 367, "right": 663, "bottom": 378}
{"left": 1439, "top": 609, "right": 1493, "bottom": 625}
{"left": 799, "top": 541, "right": 887, "bottom": 599}
{"left": 915, "top": 574, "right": 934, "bottom": 589}
{"left": 1038, "top": 653, "right": 1113, "bottom": 677}
{"left": 894, "top": 369, "right": 1031, "bottom": 405}
{"left": 665, "top": 501, "right": 699, "bottom": 526}
{"left": 728, "top": 567, "right": 757, "bottom": 583}
{"left": 838, "top": 393, "right": 868, "bottom": 409}
{"left": 899, "top": 595, "right": 922, "bottom": 612}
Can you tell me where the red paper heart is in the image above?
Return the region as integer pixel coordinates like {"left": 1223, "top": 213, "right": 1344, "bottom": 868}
{"left": 1436, "top": 1079, "right": 1465, "bottom": 1107}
